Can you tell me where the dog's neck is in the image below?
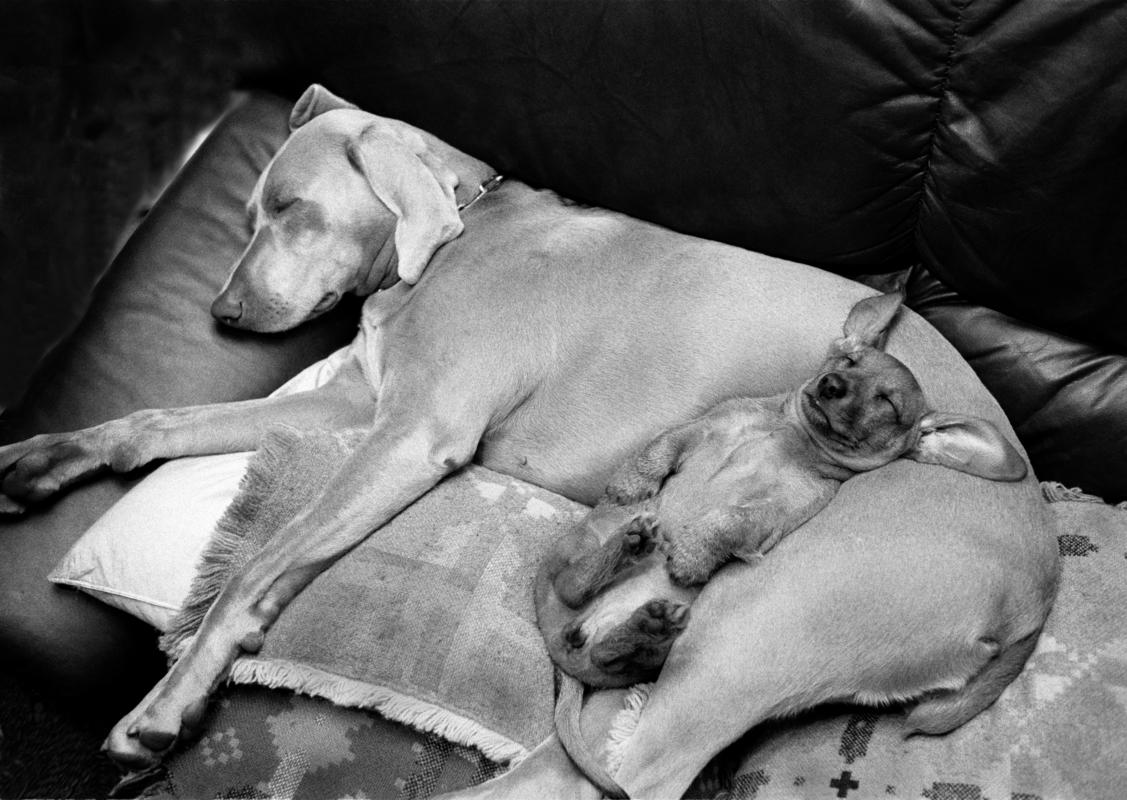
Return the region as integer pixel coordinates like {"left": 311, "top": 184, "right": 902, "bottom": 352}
{"left": 355, "top": 163, "right": 505, "bottom": 298}
{"left": 781, "top": 392, "right": 859, "bottom": 482}
{"left": 419, "top": 131, "right": 499, "bottom": 210}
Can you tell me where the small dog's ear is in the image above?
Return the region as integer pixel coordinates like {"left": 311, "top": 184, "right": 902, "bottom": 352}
{"left": 346, "top": 123, "right": 462, "bottom": 284}
{"left": 905, "top": 412, "right": 1028, "bottom": 481}
{"left": 834, "top": 291, "right": 905, "bottom": 354}
{"left": 289, "top": 84, "right": 359, "bottom": 130}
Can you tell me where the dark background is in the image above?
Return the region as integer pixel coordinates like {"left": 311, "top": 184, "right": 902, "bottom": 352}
{"left": 0, "top": 1, "right": 254, "bottom": 412}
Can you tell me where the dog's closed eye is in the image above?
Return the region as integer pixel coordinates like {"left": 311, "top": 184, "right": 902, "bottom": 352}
{"left": 875, "top": 392, "right": 901, "bottom": 423}
{"left": 272, "top": 197, "right": 299, "bottom": 215}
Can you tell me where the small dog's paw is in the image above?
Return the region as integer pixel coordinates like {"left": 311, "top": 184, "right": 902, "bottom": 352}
{"left": 633, "top": 599, "right": 690, "bottom": 639}
{"left": 621, "top": 513, "right": 659, "bottom": 557}
{"left": 588, "top": 599, "right": 690, "bottom": 675}
{"left": 662, "top": 538, "right": 720, "bottom": 587}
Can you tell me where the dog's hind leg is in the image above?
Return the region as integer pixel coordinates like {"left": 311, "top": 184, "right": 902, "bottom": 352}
{"left": 433, "top": 689, "right": 630, "bottom": 800}
{"left": 903, "top": 629, "right": 1039, "bottom": 735}
{"left": 609, "top": 554, "right": 1036, "bottom": 799}
{"left": 588, "top": 598, "right": 690, "bottom": 676}
{"left": 553, "top": 507, "right": 658, "bottom": 607}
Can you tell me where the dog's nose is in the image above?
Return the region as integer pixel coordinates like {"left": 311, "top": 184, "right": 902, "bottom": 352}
{"left": 563, "top": 623, "right": 587, "bottom": 650}
{"left": 817, "top": 372, "right": 849, "bottom": 400}
{"left": 211, "top": 294, "right": 244, "bottom": 326}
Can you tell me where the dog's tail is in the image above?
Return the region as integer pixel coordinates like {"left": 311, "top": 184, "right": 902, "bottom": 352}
{"left": 554, "top": 673, "right": 630, "bottom": 799}
{"left": 902, "top": 628, "right": 1040, "bottom": 736}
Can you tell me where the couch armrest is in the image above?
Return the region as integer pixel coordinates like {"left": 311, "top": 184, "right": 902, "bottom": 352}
{"left": 0, "top": 92, "right": 357, "bottom": 722}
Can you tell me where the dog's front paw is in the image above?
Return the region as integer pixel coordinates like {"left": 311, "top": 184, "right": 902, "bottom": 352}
{"left": 621, "top": 512, "right": 659, "bottom": 559}
{"left": 103, "top": 671, "right": 212, "bottom": 772}
{"left": 0, "top": 432, "right": 105, "bottom": 511}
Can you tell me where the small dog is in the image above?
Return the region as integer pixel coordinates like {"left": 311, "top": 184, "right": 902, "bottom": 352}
{"left": 537, "top": 291, "right": 1026, "bottom": 690}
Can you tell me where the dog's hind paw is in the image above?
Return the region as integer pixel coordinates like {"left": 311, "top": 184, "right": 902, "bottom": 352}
{"left": 633, "top": 598, "right": 690, "bottom": 638}
{"left": 589, "top": 599, "right": 690, "bottom": 677}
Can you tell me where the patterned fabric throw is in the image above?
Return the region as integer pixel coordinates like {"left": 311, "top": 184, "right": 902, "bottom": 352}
{"left": 161, "top": 426, "right": 588, "bottom": 763}
{"left": 156, "top": 429, "right": 1127, "bottom": 800}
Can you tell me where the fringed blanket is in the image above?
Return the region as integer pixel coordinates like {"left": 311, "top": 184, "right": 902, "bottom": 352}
{"left": 157, "top": 425, "right": 1127, "bottom": 800}
{"left": 161, "top": 426, "right": 588, "bottom": 763}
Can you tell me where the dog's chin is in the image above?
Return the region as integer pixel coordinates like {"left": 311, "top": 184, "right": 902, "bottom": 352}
{"left": 800, "top": 392, "right": 905, "bottom": 472}
{"left": 223, "top": 310, "right": 310, "bottom": 334}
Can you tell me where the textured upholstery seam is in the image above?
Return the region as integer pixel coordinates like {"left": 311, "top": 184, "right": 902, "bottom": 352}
{"left": 914, "top": 0, "right": 969, "bottom": 238}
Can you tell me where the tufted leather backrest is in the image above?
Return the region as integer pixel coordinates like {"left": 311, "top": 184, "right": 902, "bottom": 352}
{"left": 237, "top": 0, "right": 1127, "bottom": 350}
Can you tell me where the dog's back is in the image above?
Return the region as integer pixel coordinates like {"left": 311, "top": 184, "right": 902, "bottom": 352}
{"left": 386, "top": 185, "right": 1058, "bottom": 796}
{"left": 368, "top": 182, "right": 879, "bottom": 502}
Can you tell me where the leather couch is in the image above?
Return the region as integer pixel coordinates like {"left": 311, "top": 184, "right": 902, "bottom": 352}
{"left": 2, "top": 0, "right": 1125, "bottom": 784}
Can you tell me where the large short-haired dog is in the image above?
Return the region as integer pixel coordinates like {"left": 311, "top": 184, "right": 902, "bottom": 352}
{"left": 0, "top": 86, "right": 1058, "bottom": 797}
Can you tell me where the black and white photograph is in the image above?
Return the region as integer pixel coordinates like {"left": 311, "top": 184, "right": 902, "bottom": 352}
{"left": 1, "top": 2, "right": 1125, "bottom": 798}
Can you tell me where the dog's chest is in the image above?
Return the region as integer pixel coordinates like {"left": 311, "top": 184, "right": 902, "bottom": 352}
{"left": 661, "top": 420, "right": 821, "bottom": 518}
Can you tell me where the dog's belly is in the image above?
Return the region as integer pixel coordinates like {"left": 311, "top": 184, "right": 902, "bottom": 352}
{"left": 655, "top": 432, "right": 820, "bottom": 532}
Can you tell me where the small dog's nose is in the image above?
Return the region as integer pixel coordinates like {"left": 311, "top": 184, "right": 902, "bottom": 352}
{"left": 211, "top": 294, "right": 244, "bottom": 326}
{"left": 563, "top": 623, "right": 587, "bottom": 650}
{"left": 817, "top": 372, "right": 849, "bottom": 400}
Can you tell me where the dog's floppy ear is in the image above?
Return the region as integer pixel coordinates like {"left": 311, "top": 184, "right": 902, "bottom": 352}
{"left": 346, "top": 123, "right": 463, "bottom": 284}
{"left": 833, "top": 291, "right": 905, "bottom": 354}
{"left": 905, "top": 412, "right": 1028, "bottom": 481}
{"left": 290, "top": 84, "right": 359, "bottom": 130}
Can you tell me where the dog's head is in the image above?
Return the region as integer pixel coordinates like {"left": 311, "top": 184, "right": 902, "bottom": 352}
{"left": 211, "top": 85, "right": 464, "bottom": 331}
{"left": 796, "top": 292, "right": 1027, "bottom": 481}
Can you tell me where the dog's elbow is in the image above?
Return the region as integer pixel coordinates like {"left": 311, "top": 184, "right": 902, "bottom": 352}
{"left": 408, "top": 423, "right": 479, "bottom": 474}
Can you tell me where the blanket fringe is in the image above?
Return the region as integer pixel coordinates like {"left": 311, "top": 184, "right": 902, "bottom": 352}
{"left": 230, "top": 657, "right": 528, "bottom": 765}
{"left": 1041, "top": 481, "right": 1127, "bottom": 510}
{"left": 602, "top": 682, "right": 654, "bottom": 779}
{"left": 160, "top": 429, "right": 299, "bottom": 659}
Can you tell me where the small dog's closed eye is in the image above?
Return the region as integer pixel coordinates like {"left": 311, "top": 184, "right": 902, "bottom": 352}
{"left": 536, "top": 290, "right": 1026, "bottom": 691}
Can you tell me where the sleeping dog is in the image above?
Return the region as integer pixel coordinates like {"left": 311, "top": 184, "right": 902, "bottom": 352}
{"left": 535, "top": 292, "right": 1027, "bottom": 796}
{"left": 537, "top": 291, "right": 1027, "bottom": 692}
{"left": 0, "top": 85, "right": 1058, "bottom": 798}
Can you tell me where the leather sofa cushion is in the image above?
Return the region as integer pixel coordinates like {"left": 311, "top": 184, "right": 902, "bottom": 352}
{"left": 917, "top": 0, "right": 1127, "bottom": 351}
{"left": 907, "top": 266, "right": 1127, "bottom": 504}
{"left": 0, "top": 93, "right": 357, "bottom": 721}
{"left": 230, "top": 0, "right": 1127, "bottom": 351}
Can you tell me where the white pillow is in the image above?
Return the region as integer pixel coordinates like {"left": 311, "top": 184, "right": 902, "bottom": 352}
{"left": 48, "top": 345, "right": 354, "bottom": 631}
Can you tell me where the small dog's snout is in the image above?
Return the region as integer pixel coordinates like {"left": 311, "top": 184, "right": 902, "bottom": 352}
{"left": 211, "top": 294, "right": 244, "bottom": 327}
{"left": 563, "top": 623, "right": 587, "bottom": 650}
{"left": 817, "top": 373, "right": 849, "bottom": 400}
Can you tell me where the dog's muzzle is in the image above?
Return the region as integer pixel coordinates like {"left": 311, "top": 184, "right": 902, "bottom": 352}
{"left": 817, "top": 372, "right": 849, "bottom": 400}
